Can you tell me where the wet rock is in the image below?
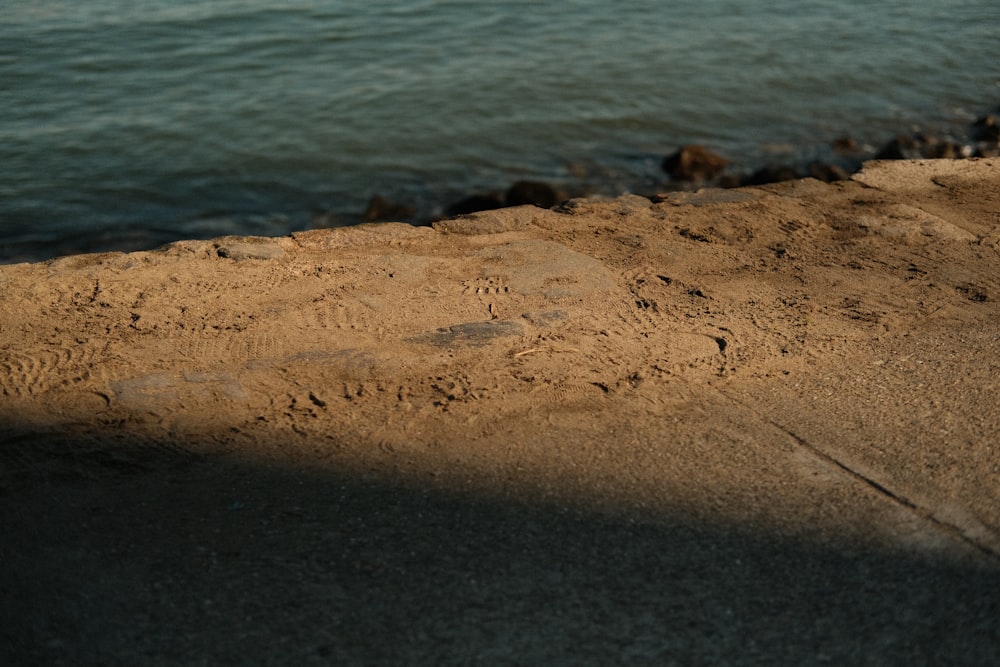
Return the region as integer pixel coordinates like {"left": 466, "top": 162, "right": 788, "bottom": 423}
{"left": 832, "top": 136, "right": 860, "bottom": 153}
{"left": 741, "top": 165, "right": 800, "bottom": 186}
{"left": 875, "top": 134, "right": 922, "bottom": 160}
{"left": 919, "top": 138, "right": 966, "bottom": 160}
{"left": 505, "top": 180, "right": 566, "bottom": 209}
{"left": 875, "top": 133, "right": 969, "bottom": 160}
{"left": 662, "top": 145, "right": 728, "bottom": 182}
{"left": 807, "top": 162, "right": 852, "bottom": 182}
{"left": 972, "top": 115, "right": 999, "bottom": 144}
{"left": 444, "top": 193, "right": 505, "bottom": 217}
{"left": 362, "top": 195, "right": 415, "bottom": 223}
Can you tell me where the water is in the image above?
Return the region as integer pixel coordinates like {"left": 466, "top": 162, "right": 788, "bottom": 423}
{"left": 2, "top": 0, "right": 998, "bottom": 262}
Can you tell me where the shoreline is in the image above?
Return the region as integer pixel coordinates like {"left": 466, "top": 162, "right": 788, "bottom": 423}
{"left": 2, "top": 107, "right": 997, "bottom": 266}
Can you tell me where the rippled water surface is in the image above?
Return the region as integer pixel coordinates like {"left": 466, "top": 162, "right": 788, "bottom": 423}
{"left": 2, "top": 0, "right": 998, "bottom": 260}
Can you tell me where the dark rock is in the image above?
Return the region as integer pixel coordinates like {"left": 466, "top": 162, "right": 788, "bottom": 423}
{"left": 807, "top": 162, "right": 851, "bottom": 182}
{"left": 875, "top": 133, "right": 968, "bottom": 160}
{"left": 919, "top": 138, "right": 964, "bottom": 160}
{"left": 875, "top": 134, "right": 921, "bottom": 160}
{"left": 662, "top": 145, "right": 728, "bottom": 182}
{"left": 362, "top": 195, "right": 416, "bottom": 223}
{"left": 504, "top": 180, "right": 566, "bottom": 209}
{"left": 972, "top": 115, "right": 999, "bottom": 144}
{"left": 444, "top": 193, "right": 505, "bottom": 217}
{"left": 741, "top": 165, "right": 800, "bottom": 186}
{"left": 832, "top": 136, "right": 860, "bottom": 153}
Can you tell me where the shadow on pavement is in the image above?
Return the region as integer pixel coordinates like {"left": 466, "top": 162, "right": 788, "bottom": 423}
{"left": 1, "top": 426, "right": 998, "bottom": 666}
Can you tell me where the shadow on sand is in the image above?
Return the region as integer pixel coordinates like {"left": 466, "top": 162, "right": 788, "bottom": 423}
{"left": 1, "top": 424, "right": 998, "bottom": 666}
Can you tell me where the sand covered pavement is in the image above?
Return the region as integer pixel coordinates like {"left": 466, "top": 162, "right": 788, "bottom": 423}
{"left": 2, "top": 159, "right": 999, "bottom": 664}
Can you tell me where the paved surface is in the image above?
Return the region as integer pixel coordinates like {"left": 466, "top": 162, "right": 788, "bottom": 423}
{"left": 1, "top": 159, "right": 999, "bottom": 664}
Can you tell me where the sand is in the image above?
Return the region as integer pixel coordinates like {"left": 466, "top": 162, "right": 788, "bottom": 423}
{"left": 2, "top": 159, "right": 999, "bottom": 664}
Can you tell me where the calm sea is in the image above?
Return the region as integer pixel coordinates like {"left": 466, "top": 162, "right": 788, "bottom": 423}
{"left": 2, "top": 0, "right": 998, "bottom": 262}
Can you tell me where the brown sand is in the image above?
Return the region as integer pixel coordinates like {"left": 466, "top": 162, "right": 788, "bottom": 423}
{"left": 2, "top": 159, "right": 999, "bottom": 664}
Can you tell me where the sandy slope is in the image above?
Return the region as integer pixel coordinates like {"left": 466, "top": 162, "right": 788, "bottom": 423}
{"left": 2, "top": 159, "right": 999, "bottom": 664}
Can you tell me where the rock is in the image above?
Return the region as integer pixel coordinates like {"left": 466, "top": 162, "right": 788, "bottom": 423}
{"left": 444, "top": 193, "right": 505, "bottom": 217}
{"left": 919, "top": 138, "right": 965, "bottom": 160}
{"left": 972, "top": 115, "right": 999, "bottom": 144}
{"left": 505, "top": 180, "right": 566, "bottom": 209}
{"left": 362, "top": 195, "right": 415, "bottom": 223}
{"left": 832, "top": 136, "right": 860, "bottom": 153}
{"left": 662, "top": 145, "right": 728, "bottom": 182}
{"left": 875, "top": 133, "right": 968, "bottom": 161}
{"left": 875, "top": 134, "right": 921, "bottom": 160}
{"left": 741, "top": 165, "right": 800, "bottom": 186}
{"left": 807, "top": 162, "right": 851, "bottom": 182}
